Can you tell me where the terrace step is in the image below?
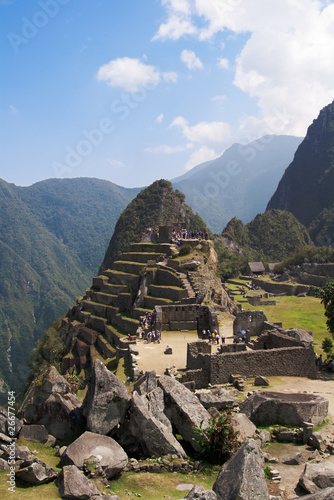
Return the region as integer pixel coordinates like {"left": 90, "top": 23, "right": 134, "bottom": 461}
{"left": 113, "top": 260, "right": 147, "bottom": 275}
{"left": 122, "top": 252, "right": 165, "bottom": 263}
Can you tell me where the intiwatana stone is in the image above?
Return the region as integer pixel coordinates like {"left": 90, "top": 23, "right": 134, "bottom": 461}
{"left": 158, "top": 375, "right": 211, "bottom": 453}
{"left": 61, "top": 431, "right": 128, "bottom": 479}
{"left": 299, "top": 463, "right": 334, "bottom": 494}
{"left": 85, "top": 359, "right": 131, "bottom": 435}
{"left": 213, "top": 439, "right": 269, "bottom": 500}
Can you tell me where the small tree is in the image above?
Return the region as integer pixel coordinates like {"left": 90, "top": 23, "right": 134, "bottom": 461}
{"left": 315, "top": 279, "right": 334, "bottom": 338}
{"left": 322, "top": 337, "right": 334, "bottom": 357}
{"left": 194, "top": 411, "right": 240, "bottom": 464}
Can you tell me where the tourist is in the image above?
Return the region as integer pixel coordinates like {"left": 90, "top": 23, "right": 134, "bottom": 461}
{"left": 207, "top": 330, "right": 211, "bottom": 342}
{"left": 215, "top": 331, "right": 220, "bottom": 344}
{"left": 202, "top": 329, "right": 206, "bottom": 340}
{"left": 221, "top": 335, "right": 225, "bottom": 344}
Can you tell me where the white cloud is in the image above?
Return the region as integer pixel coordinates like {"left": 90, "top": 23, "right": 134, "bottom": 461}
{"left": 181, "top": 49, "right": 203, "bottom": 70}
{"left": 156, "top": 113, "right": 164, "bottom": 124}
{"left": 217, "top": 57, "right": 229, "bottom": 70}
{"left": 152, "top": 14, "right": 197, "bottom": 40}
{"left": 163, "top": 71, "right": 178, "bottom": 83}
{"left": 97, "top": 57, "right": 177, "bottom": 92}
{"left": 170, "top": 116, "right": 232, "bottom": 144}
{"left": 155, "top": 0, "right": 334, "bottom": 137}
{"left": 106, "top": 159, "right": 126, "bottom": 168}
{"left": 145, "top": 143, "right": 194, "bottom": 154}
{"left": 185, "top": 146, "right": 217, "bottom": 171}
{"left": 9, "top": 105, "right": 19, "bottom": 114}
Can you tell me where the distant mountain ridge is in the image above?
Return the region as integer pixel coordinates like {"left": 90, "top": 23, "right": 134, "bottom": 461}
{"left": 172, "top": 135, "right": 303, "bottom": 233}
{"left": 267, "top": 100, "right": 334, "bottom": 245}
{"left": 0, "top": 177, "right": 139, "bottom": 402}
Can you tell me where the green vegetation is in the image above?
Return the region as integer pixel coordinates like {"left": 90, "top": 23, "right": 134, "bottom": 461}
{"left": 314, "top": 279, "right": 334, "bottom": 336}
{"left": 275, "top": 246, "right": 334, "bottom": 274}
{"left": 194, "top": 411, "right": 240, "bottom": 464}
{"left": 101, "top": 180, "right": 210, "bottom": 270}
{"left": 241, "top": 295, "right": 327, "bottom": 355}
{"left": 110, "top": 467, "right": 220, "bottom": 500}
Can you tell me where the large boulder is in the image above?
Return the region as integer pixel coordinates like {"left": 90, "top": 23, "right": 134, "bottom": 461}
{"left": 195, "top": 389, "right": 239, "bottom": 410}
{"left": 182, "top": 485, "right": 217, "bottom": 499}
{"left": 84, "top": 359, "right": 131, "bottom": 435}
{"left": 146, "top": 386, "right": 173, "bottom": 433}
{"left": 16, "top": 457, "right": 58, "bottom": 485}
{"left": 19, "top": 424, "right": 49, "bottom": 444}
{"left": 56, "top": 465, "right": 102, "bottom": 499}
{"left": 232, "top": 413, "right": 257, "bottom": 442}
{"left": 0, "top": 406, "right": 22, "bottom": 437}
{"left": 292, "top": 488, "right": 334, "bottom": 499}
{"left": 213, "top": 439, "right": 269, "bottom": 500}
{"left": 299, "top": 463, "right": 334, "bottom": 494}
{"left": 130, "top": 391, "right": 186, "bottom": 458}
{"left": 158, "top": 375, "right": 211, "bottom": 453}
{"left": 133, "top": 370, "right": 157, "bottom": 395}
{"left": 240, "top": 391, "right": 328, "bottom": 426}
{"left": 18, "top": 366, "right": 85, "bottom": 439}
{"left": 62, "top": 431, "right": 128, "bottom": 479}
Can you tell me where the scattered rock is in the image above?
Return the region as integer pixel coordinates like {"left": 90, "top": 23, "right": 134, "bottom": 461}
{"left": 183, "top": 485, "right": 217, "bottom": 499}
{"left": 213, "top": 439, "right": 269, "bottom": 499}
{"left": 0, "top": 406, "right": 22, "bottom": 437}
{"left": 85, "top": 359, "right": 131, "bottom": 435}
{"left": 164, "top": 345, "right": 173, "bottom": 354}
{"left": 130, "top": 391, "right": 186, "bottom": 458}
{"left": 299, "top": 463, "right": 334, "bottom": 494}
{"left": 308, "top": 432, "right": 325, "bottom": 451}
{"left": 254, "top": 376, "right": 270, "bottom": 387}
{"left": 56, "top": 464, "right": 102, "bottom": 499}
{"left": 281, "top": 452, "right": 305, "bottom": 465}
{"left": 19, "top": 424, "right": 49, "bottom": 444}
{"left": 16, "top": 458, "right": 58, "bottom": 485}
{"left": 292, "top": 488, "right": 334, "bottom": 499}
{"left": 158, "top": 375, "right": 211, "bottom": 453}
{"left": 195, "top": 389, "right": 238, "bottom": 410}
{"left": 232, "top": 413, "right": 257, "bottom": 442}
{"left": 62, "top": 431, "right": 128, "bottom": 479}
{"left": 133, "top": 371, "right": 157, "bottom": 396}
{"left": 18, "top": 366, "right": 85, "bottom": 439}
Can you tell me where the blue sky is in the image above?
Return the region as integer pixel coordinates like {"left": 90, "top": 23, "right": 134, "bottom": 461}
{"left": 1, "top": 0, "right": 334, "bottom": 188}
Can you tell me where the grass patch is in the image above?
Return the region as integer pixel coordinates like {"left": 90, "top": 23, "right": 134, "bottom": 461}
{"left": 109, "top": 467, "right": 220, "bottom": 500}
{"left": 0, "top": 473, "right": 60, "bottom": 500}
{"left": 16, "top": 438, "right": 61, "bottom": 471}
{"left": 241, "top": 295, "right": 327, "bottom": 355}
{"left": 115, "top": 354, "right": 132, "bottom": 383}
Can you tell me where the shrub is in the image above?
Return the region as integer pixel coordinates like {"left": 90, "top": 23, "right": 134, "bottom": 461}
{"left": 194, "top": 411, "right": 240, "bottom": 464}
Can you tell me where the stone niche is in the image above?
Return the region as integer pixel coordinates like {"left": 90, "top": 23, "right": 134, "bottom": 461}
{"left": 155, "top": 304, "right": 219, "bottom": 333}
{"left": 233, "top": 310, "right": 267, "bottom": 337}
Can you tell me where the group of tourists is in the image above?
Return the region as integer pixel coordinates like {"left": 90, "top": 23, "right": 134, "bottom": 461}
{"left": 140, "top": 312, "right": 154, "bottom": 329}
{"left": 171, "top": 229, "right": 209, "bottom": 242}
{"left": 143, "top": 330, "right": 161, "bottom": 343}
{"left": 316, "top": 354, "right": 334, "bottom": 373}
{"left": 202, "top": 329, "right": 225, "bottom": 345}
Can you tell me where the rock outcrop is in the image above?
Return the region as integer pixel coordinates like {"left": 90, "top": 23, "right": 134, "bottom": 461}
{"left": 85, "top": 359, "right": 131, "bottom": 435}
{"left": 61, "top": 431, "right": 128, "bottom": 479}
{"left": 240, "top": 391, "right": 329, "bottom": 427}
{"left": 212, "top": 439, "right": 269, "bottom": 500}
{"left": 18, "top": 366, "right": 85, "bottom": 439}
{"left": 130, "top": 391, "right": 186, "bottom": 458}
{"left": 16, "top": 457, "right": 58, "bottom": 485}
{"left": 299, "top": 463, "right": 334, "bottom": 494}
{"left": 56, "top": 465, "right": 103, "bottom": 499}
{"left": 158, "top": 375, "right": 211, "bottom": 453}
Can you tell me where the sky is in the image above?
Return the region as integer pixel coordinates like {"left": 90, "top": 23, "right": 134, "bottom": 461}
{"left": 1, "top": 0, "right": 334, "bottom": 188}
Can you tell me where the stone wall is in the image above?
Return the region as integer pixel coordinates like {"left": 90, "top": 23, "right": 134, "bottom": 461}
{"left": 210, "top": 346, "right": 316, "bottom": 384}
{"left": 156, "top": 267, "right": 183, "bottom": 287}
{"left": 301, "top": 263, "right": 334, "bottom": 278}
{"left": 155, "top": 304, "right": 219, "bottom": 333}
{"left": 252, "top": 331, "right": 306, "bottom": 350}
{"left": 252, "top": 278, "right": 312, "bottom": 296}
{"left": 295, "top": 272, "right": 328, "bottom": 288}
{"left": 233, "top": 310, "right": 267, "bottom": 337}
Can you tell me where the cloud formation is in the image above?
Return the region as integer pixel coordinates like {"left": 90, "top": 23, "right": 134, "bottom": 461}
{"left": 145, "top": 143, "right": 193, "bottom": 154}
{"left": 170, "top": 116, "right": 231, "bottom": 144}
{"left": 181, "top": 49, "right": 203, "bottom": 70}
{"left": 155, "top": 0, "right": 334, "bottom": 137}
{"left": 97, "top": 57, "right": 177, "bottom": 92}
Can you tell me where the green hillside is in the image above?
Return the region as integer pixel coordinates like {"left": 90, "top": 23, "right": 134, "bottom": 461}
{"left": 101, "top": 179, "right": 209, "bottom": 270}
{"left": 0, "top": 177, "right": 138, "bottom": 403}
{"left": 220, "top": 209, "right": 313, "bottom": 262}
